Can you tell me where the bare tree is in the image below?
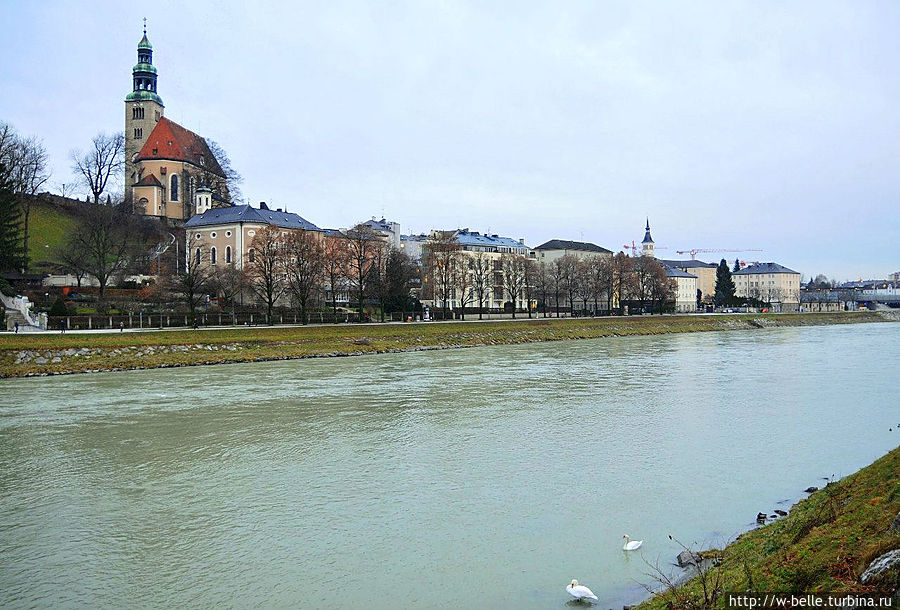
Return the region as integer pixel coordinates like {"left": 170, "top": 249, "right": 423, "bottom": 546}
{"left": 501, "top": 253, "right": 527, "bottom": 318}
{"left": 471, "top": 250, "right": 492, "bottom": 320}
{"left": 285, "top": 230, "right": 326, "bottom": 324}
{"left": 575, "top": 259, "right": 593, "bottom": 315}
{"left": 324, "top": 232, "right": 350, "bottom": 319}
{"left": 559, "top": 254, "right": 579, "bottom": 315}
{"left": 633, "top": 255, "right": 661, "bottom": 313}
{"left": 450, "top": 256, "right": 474, "bottom": 320}
{"left": 170, "top": 232, "right": 214, "bottom": 315}
{"left": 551, "top": 257, "right": 566, "bottom": 316}
{"left": 203, "top": 139, "right": 243, "bottom": 203}
{"left": 648, "top": 264, "right": 675, "bottom": 313}
{"left": 248, "top": 226, "right": 287, "bottom": 323}
{"left": 71, "top": 132, "right": 125, "bottom": 204}
{"left": 424, "top": 231, "right": 461, "bottom": 319}
{"left": 345, "top": 223, "right": 380, "bottom": 320}
{"left": 611, "top": 252, "right": 634, "bottom": 314}
{"left": 522, "top": 257, "right": 537, "bottom": 318}
{"left": 210, "top": 263, "right": 246, "bottom": 324}
{"left": 0, "top": 123, "right": 50, "bottom": 271}
{"left": 65, "top": 201, "right": 133, "bottom": 300}
{"left": 368, "top": 240, "right": 392, "bottom": 322}
{"left": 534, "top": 261, "right": 552, "bottom": 317}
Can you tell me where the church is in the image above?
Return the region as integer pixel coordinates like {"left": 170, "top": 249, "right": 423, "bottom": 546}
{"left": 124, "top": 25, "right": 230, "bottom": 221}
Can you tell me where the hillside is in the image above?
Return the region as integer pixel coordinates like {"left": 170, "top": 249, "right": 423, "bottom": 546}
{"left": 23, "top": 193, "right": 82, "bottom": 272}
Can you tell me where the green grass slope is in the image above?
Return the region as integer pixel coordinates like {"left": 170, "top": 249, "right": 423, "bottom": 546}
{"left": 25, "top": 198, "right": 78, "bottom": 271}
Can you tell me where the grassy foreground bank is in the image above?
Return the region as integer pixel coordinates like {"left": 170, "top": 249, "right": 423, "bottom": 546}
{"left": 0, "top": 311, "right": 892, "bottom": 378}
{"left": 638, "top": 446, "right": 900, "bottom": 608}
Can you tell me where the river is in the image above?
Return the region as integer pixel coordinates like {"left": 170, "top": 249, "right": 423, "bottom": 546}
{"left": 1, "top": 323, "right": 897, "bottom": 608}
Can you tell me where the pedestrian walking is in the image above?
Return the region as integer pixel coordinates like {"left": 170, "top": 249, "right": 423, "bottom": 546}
{"left": 14, "top": 321, "right": 19, "bottom": 334}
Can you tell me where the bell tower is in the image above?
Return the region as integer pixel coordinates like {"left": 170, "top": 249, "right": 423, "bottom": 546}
{"left": 125, "top": 20, "right": 164, "bottom": 203}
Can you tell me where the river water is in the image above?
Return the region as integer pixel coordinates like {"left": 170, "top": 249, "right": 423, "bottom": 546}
{"left": 1, "top": 323, "right": 897, "bottom": 609}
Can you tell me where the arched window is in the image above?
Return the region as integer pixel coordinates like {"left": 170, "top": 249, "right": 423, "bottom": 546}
{"left": 170, "top": 174, "right": 179, "bottom": 201}
{"left": 210, "top": 247, "right": 217, "bottom": 265}
{"left": 225, "top": 246, "right": 232, "bottom": 264}
{"left": 248, "top": 248, "right": 255, "bottom": 263}
{"left": 195, "top": 248, "right": 201, "bottom": 265}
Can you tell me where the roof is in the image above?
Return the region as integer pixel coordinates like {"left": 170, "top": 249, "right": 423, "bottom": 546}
{"left": 662, "top": 264, "right": 697, "bottom": 278}
{"left": 363, "top": 218, "right": 398, "bottom": 232}
{"left": 534, "top": 239, "right": 612, "bottom": 254}
{"left": 138, "top": 33, "right": 152, "bottom": 49}
{"left": 642, "top": 219, "right": 654, "bottom": 244}
{"left": 135, "top": 117, "right": 225, "bottom": 176}
{"left": 452, "top": 229, "right": 526, "bottom": 249}
{"left": 184, "top": 205, "right": 321, "bottom": 231}
{"left": 734, "top": 262, "right": 799, "bottom": 275}
{"left": 134, "top": 174, "right": 163, "bottom": 187}
{"left": 660, "top": 259, "right": 716, "bottom": 269}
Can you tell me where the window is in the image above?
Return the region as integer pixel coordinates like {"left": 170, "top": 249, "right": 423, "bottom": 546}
{"left": 195, "top": 233, "right": 201, "bottom": 239}
{"left": 131, "top": 107, "right": 145, "bottom": 120}
{"left": 210, "top": 232, "right": 217, "bottom": 238}
{"left": 133, "top": 128, "right": 142, "bottom": 139}
{"left": 195, "top": 248, "right": 201, "bottom": 265}
{"left": 225, "top": 231, "right": 232, "bottom": 237}
{"left": 211, "top": 247, "right": 217, "bottom": 265}
{"left": 170, "top": 174, "right": 179, "bottom": 201}
{"left": 247, "top": 230, "right": 256, "bottom": 237}
{"left": 249, "top": 248, "right": 255, "bottom": 263}
{"left": 225, "top": 246, "right": 232, "bottom": 263}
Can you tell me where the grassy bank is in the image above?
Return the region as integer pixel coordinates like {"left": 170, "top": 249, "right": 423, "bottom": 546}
{"left": 638, "top": 446, "right": 900, "bottom": 608}
{"left": 0, "top": 311, "right": 892, "bottom": 378}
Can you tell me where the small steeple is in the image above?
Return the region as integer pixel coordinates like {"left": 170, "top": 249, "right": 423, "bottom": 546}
{"left": 641, "top": 218, "right": 655, "bottom": 258}
{"left": 642, "top": 218, "right": 654, "bottom": 244}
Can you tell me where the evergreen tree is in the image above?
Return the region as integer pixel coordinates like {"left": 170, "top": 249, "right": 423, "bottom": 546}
{"left": 733, "top": 258, "right": 741, "bottom": 273}
{"left": 0, "top": 165, "right": 24, "bottom": 273}
{"left": 714, "top": 258, "right": 736, "bottom": 307}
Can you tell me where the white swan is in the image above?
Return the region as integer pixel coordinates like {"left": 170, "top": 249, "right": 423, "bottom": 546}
{"left": 566, "top": 579, "right": 598, "bottom": 601}
{"left": 622, "top": 534, "right": 643, "bottom": 551}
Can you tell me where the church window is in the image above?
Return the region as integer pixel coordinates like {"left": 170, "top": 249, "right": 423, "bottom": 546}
{"left": 134, "top": 128, "right": 142, "bottom": 139}
{"left": 170, "top": 174, "right": 179, "bottom": 201}
{"left": 210, "top": 232, "right": 217, "bottom": 238}
{"left": 226, "top": 246, "right": 232, "bottom": 263}
{"left": 196, "top": 233, "right": 202, "bottom": 239}
{"left": 249, "top": 248, "right": 256, "bottom": 263}
{"left": 195, "top": 248, "right": 201, "bottom": 265}
{"left": 210, "top": 247, "right": 217, "bottom": 265}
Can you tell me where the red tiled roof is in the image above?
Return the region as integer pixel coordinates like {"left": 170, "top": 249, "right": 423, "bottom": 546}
{"left": 135, "top": 173, "right": 163, "bottom": 187}
{"left": 135, "top": 117, "right": 225, "bottom": 176}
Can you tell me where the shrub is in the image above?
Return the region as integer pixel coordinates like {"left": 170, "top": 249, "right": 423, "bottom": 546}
{"left": 0, "top": 277, "right": 14, "bottom": 297}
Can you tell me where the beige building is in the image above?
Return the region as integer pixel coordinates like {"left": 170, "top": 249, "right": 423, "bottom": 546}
{"left": 663, "top": 265, "right": 698, "bottom": 313}
{"left": 533, "top": 239, "right": 613, "bottom": 264}
{"left": 734, "top": 262, "right": 801, "bottom": 312}
{"left": 183, "top": 198, "right": 322, "bottom": 272}
{"left": 661, "top": 259, "right": 717, "bottom": 303}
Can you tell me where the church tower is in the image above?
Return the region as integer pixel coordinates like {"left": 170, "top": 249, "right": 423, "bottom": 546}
{"left": 641, "top": 218, "right": 655, "bottom": 258}
{"left": 125, "top": 21, "right": 164, "bottom": 203}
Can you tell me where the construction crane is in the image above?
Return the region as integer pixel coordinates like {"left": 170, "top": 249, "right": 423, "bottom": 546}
{"left": 675, "top": 248, "right": 762, "bottom": 261}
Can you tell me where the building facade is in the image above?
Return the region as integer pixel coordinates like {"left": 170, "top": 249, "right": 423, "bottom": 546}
{"left": 183, "top": 200, "right": 322, "bottom": 272}
{"left": 734, "top": 262, "right": 801, "bottom": 312}
{"left": 663, "top": 265, "right": 698, "bottom": 313}
{"left": 660, "top": 259, "right": 717, "bottom": 303}
{"left": 533, "top": 239, "right": 613, "bottom": 264}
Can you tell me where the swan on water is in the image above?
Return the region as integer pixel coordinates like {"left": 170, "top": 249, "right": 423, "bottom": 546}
{"left": 566, "top": 579, "right": 598, "bottom": 601}
{"left": 622, "top": 534, "right": 643, "bottom": 551}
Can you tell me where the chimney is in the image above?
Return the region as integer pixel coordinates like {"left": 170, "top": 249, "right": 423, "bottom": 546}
{"left": 519, "top": 238, "right": 525, "bottom": 244}
{"left": 276, "top": 208, "right": 282, "bottom": 213}
{"left": 259, "top": 201, "right": 268, "bottom": 210}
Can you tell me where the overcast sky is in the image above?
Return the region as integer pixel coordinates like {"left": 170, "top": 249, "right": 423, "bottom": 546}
{"left": 2, "top": 1, "right": 898, "bottom": 279}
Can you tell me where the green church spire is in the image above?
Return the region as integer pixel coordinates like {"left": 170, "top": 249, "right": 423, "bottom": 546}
{"left": 126, "top": 20, "right": 163, "bottom": 105}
